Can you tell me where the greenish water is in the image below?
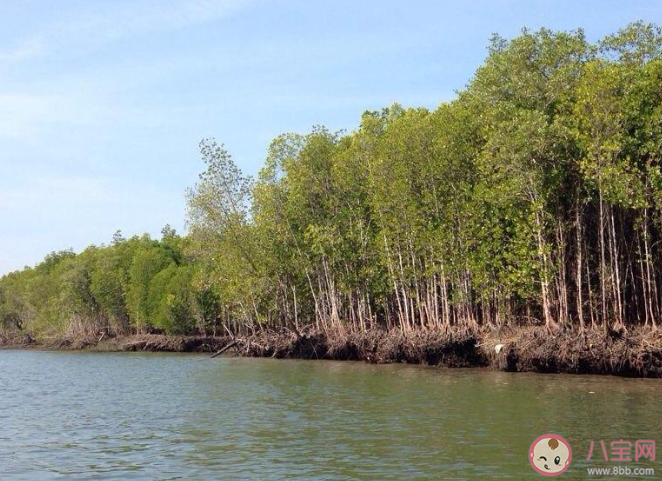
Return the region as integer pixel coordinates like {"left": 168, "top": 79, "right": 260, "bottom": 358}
{"left": 0, "top": 351, "right": 660, "bottom": 480}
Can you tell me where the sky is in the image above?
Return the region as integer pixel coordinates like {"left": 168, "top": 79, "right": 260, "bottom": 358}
{"left": 1, "top": 0, "right": 661, "bottom": 275}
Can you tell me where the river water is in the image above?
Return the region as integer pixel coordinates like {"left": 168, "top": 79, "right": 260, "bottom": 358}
{"left": 0, "top": 351, "right": 660, "bottom": 480}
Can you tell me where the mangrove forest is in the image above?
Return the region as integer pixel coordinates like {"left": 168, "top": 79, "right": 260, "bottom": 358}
{"left": 2, "top": 23, "right": 662, "bottom": 363}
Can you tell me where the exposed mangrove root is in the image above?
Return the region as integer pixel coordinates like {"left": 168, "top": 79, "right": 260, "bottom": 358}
{"left": 3, "top": 326, "right": 661, "bottom": 378}
{"left": 482, "top": 326, "right": 662, "bottom": 377}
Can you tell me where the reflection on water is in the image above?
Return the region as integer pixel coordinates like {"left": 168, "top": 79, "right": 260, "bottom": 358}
{"left": 0, "top": 351, "right": 660, "bottom": 480}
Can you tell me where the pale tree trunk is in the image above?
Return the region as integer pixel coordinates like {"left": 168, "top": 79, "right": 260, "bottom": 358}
{"left": 599, "top": 189, "right": 608, "bottom": 334}
{"left": 535, "top": 208, "right": 557, "bottom": 330}
{"left": 609, "top": 209, "right": 623, "bottom": 327}
{"left": 575, "top": 202, "right": 585, "bottom": 330}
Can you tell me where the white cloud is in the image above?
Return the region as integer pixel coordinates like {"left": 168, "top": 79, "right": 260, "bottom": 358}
{"left": 0, "top": 0, "right": 254, "bottom": 140}
{"left": 0, "top": 38, "right": 44, "bottom": 62}
{"left": 0, "top": 91, "right": 113, "bottom": 141}
{"left": 0, "top": 93, "right": 72, "bottom": 139}
{"left": 0, "top": 0, "right": 252, "bottom": 63}
{"left": 0, "top": 175, "right": 117, "bottom": 210}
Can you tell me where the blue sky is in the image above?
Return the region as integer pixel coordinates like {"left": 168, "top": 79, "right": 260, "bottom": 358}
{"left": 1, "top": 0, "right": 661, "bottom": 275}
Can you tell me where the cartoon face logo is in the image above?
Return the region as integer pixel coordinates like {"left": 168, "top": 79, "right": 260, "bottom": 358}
{"left": 529, "top": 434, "right": 572, "bottom": 476}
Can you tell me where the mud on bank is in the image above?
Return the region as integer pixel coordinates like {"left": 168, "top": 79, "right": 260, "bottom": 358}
{"left": 2, "top": 326, "right": 662, "bottom": 378}
{"left": 482, "top": 326, "right": 662, "bottom": 377}
{"left": 225, "top": 326, "right": 662, "bottom": 377}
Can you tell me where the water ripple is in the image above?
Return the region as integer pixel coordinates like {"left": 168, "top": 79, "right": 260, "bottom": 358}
{"left": 0, "top": 352, "right": 661, "bottom": 479}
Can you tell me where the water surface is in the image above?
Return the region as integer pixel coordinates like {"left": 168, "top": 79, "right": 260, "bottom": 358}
{"left": 0, "top": 351, "right": 660, "bottom": 480}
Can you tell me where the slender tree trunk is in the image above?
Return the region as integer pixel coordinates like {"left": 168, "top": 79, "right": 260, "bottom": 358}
{"left": 535, "top": 208, "right": 556, "bottom": 330}
{"left": 599, "top": 189, "right": 608, "bottom": 333}
{"left": 576, "top": 201, "right": 585, "bottom": 330}
{"left": 609, "top": 209, "right": 623, "bottom": 326}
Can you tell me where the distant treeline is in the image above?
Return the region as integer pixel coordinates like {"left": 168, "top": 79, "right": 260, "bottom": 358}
{"left": 2, "top": 22, "right": 662, "bottom": 339}
{"left": 0, "top": 229, "right": 219, "bottom": 337}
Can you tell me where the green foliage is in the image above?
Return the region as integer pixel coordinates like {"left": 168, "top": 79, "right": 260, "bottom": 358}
{"left": 186, "top": 22, "right": 662, "bottom": 331}
{"left": 0, "top": 229, "right": 207, "bottom": 339}
{"left": 3, "top": 22, "right": 662, "bottom": 338}
{"left": 148, "top": 265, "right": 197, "bottom": 334}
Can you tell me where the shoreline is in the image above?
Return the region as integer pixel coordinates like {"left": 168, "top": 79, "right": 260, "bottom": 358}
{"left": 3, "top": 326, "right": 661, "bottom": 378}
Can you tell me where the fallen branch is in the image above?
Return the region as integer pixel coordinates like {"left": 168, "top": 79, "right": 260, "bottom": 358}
{"left": 210, "top": 340, "right": 238, "bottom": 358}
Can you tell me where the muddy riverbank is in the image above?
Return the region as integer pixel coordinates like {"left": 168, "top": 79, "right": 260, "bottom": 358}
{"left": 2, "top": 326, "right": 661, "bottom": 378}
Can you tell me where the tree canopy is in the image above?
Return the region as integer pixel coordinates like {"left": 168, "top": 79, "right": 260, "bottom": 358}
{"left": 2, "top": 23, "right": 662, "bottom": 339}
